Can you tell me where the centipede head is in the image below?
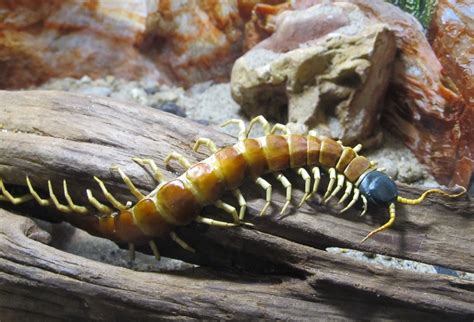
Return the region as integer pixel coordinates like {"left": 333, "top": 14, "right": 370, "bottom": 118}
{"left": 359, "top": 171, "right": 398, "bottom": 206}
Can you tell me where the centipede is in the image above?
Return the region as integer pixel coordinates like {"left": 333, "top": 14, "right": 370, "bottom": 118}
{"left": 0, "top": 115, "right": 466, "bottom": 260}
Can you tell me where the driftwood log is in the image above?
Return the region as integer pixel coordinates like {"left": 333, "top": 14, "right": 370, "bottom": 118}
{"left": 0, "top": 90, "right": 473, "bottom": 320}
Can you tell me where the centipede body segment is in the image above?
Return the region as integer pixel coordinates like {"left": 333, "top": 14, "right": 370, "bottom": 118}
{"left": 0, "top": 115, "right": 466, "bottom": 260}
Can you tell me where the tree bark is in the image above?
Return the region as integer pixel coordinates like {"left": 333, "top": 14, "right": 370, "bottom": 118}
{"left": 0, "top": 90, "right": 473, "bottom": 320}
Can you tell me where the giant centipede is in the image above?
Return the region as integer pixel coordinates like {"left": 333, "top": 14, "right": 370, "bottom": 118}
{"left": 0, "top": 115, "right": 466, "bottom": 260}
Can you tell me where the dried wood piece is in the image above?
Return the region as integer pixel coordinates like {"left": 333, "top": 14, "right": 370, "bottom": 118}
{"left": 0, "top": 90, "right": 473, "bottom": 319}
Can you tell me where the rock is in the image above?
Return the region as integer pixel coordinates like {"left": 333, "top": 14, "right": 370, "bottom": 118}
{"left": 0, "top": 0, "right": 245, "bottom": 88}
{"left": 231, "top": 3, "right": 396, "bottom": 146}
{"left": 428, "top": 0, "right": 474, "bottom": 187}
{"left": 158, "top": 102, "right": 186, "bottom": 118}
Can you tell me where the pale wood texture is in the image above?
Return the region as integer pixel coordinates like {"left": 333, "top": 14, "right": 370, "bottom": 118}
{"left": 0, "top": 90, "right": 473, "bottom": 320}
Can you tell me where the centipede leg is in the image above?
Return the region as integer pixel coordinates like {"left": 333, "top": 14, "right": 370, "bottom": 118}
{"left": 323, "top": 168, "right": 337, "bottom": 200}
{"left": 26, "top": 177, "right": 51, "bottom": 206}
{"left": 132, "top": 158, "right": 164, "bottom": 183}
{"left": 170, "top": 231, "right": 195, "bottom": 253}
{"left": 164, "top": 152, "right": 192, "bottom": 170}
{"left": 215, "top": 200, "right": 240, "bottom": 224}
{"left": 306, "top": 167, "right": 321, "bottom": 201}
{"left": 274, "top": 173, "right": 292, "bottom": 214}
{"left": 63, "top": 180, "right": 88, "bottom": 214}
{"left": 246, "top": 115, "right": 271, "bottom": 137}
{"left": 353, "top": 144, "right": 362, "bottom": 153}
{"left": 47, "top": 180, "right": 73, "bottom": 213}
{"left": 149, "top": 240, "right": 161, "bottom": 260}
{"left": 0, "top": 178, "right": 33, "bottom": 204}
{"left": 296, "top": 168, "right": 311, "bottom": 207}
{"left": 339, "top": 188, "right": 360, "bottom": 214}
{"left": 270, "top": 123, "right": 291, "bottom": 135}
{"left": 360, "top": 195, "right": 368, "bottom": 216}
{"left": 232, "top": 189, "right": 247, "bottom": 220}
{"left": 221, "top": 119, "right": 246, "bottom": 140}
{"left": 338, "top": 181, "right": 353, "bottom": 204}
{"left": 255, "top": 177, "right": 272, "bottom": 216}
{"left": 325, "top": 174, "right": 345, "bottom": 203}
{"left": 193, "top": 137, "right": 217, "bottom": 153}
{"left": 111, "top": 166, "right": 145, "bottom": 200}
{"left": 87, "top": 189, "right": 113, "bottom": 214}
{"left": 128, "top": 243, "right": 135, "bottom": 261}
{"left": 93, "top": 176, "right": 129, "bottom": 210}
{"left": 196, "top": 216, "right": 237, "bottom": 227}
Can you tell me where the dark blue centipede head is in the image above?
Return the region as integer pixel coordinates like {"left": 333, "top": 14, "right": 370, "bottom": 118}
{"left": 359, "top": 171, "right": 398, "bottom": 205}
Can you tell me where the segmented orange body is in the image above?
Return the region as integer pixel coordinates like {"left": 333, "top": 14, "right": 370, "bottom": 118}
{"left": 92, "top": 134, "right": 369, "bottom": 244}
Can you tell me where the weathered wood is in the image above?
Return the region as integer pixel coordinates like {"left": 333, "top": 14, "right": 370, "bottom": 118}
{"left": 0, "top": 90, "right": 473, "bottom": 319}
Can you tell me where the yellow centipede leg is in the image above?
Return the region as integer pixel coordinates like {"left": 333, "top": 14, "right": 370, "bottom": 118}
{"left": 338, "top": 181, "right": 353, "bottom": 204}
{"left": 306, "top": 167, "right": 321, "bottom": 201}
{"left": 170, "top": 231, "right": 195, "bottom": 253}
{"left": 215, "top": 200, "right": 240, "bottom": 224}
{"left": 63, "top": 180, "right": 88, "bottom": 214}
{"left": 232, "top": 189, "right": 247, "bottom": 220}
{"left": 360, "top": 195, "right": 368, "bottom": 216}
{"left": 195, "top": 216, "right": 238, "bottom": 227}
{"left": 86, "top": 189, "right": 113, "bottom": 215}
{"left": 255, "top": 177, "right": 272, "bottom": 216}
{"left": 128, "top": 243, "right": 135, "bottom": 261}
{"left": 270, "top": 123, "right": 291, "bottom": 135}
{"left": 339, "top": 188, "right": 360, "bottom": 214}
{"left": 149, "top": 240, "right": 161, "bottom": 260}
{"left": 93, "top": 176, "right": 129, "bottom": 210}
{"left": 26, "top": 176, "right": 51, "bottom": 206}
{"left": 0, "top": 178, "right": 33, "bottom": 204}
{"left": 132, "top": 158, "right": 164, "bottom": 183}
{"left": 48, "top": 180, "right": 72, "bottom": 213}
{"left": 323, "top": 168, "right": 336, "bottom": 200}
{"left": 246, "top": 115, "right": 271, "bottom": 137}
{"left": 164, "top": 152, "right": 192, "bottom": 170}
{"left": 296, "top": 168, "right": 311, "bottom": 207}
{"left": 361, "top": 203, "right": 396, "bottom": 243}
{"left": 220, "top": 119, "right": 246, "bottom": 140}
{"left": 325, "top": 174, "right": 345, "bottom": 203}
{"left": 193, "top": 138, "right": 217, "bottom": 153}
{"left": 110, "top": 166, "right": 145, "bottom": 200}
{"left": 274, "top": 173, "right": 292, "bottom": 215}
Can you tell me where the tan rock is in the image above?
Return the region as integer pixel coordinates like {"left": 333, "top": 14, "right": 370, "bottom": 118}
{"left": 231, "top": 3, "right": 396, "bottom": 145}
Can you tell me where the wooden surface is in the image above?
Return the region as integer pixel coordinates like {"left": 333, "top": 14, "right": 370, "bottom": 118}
{"left": 0, "top": 90, "right": 473, "bottom": 320}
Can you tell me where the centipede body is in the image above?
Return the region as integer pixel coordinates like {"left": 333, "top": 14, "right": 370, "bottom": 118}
{"left": 0, "top": 116, "right": 465, "bottom": 259}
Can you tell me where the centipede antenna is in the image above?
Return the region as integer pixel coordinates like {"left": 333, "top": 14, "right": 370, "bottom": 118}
{"left": 323, "top": 168, "right": 336, "bottom": 200}
{"left": 128, "top": 243, "right": 136, "bottom": 261}
{"left": 63, "top": 180, "right": 88, "bottom": 214}
{"left": 26, "top": 176, "right": 51, "bottom": 206}
{"left": 255, "top": 177, "right": 272, "bottom": 216}
{"left": 397, "top": 187, "right": 466, "bottom": 205}
{"left": 170, "top": 232, "right": 195, "bottom": 253}
{"left": 361, "top": 203, "right": 396, "bottom": 243}
{"left": 149, "top": 240, "right": 161, "bottom": 260}
{"left": 48, "top": 180, "right": 72, "bottom": 213}
{"left": 220, "top": 119, "right": 246, "bottom": 140}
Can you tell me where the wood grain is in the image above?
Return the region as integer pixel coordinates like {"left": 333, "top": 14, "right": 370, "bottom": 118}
{"left": 0, "top": 90, "right": 473, "bottom": 319}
